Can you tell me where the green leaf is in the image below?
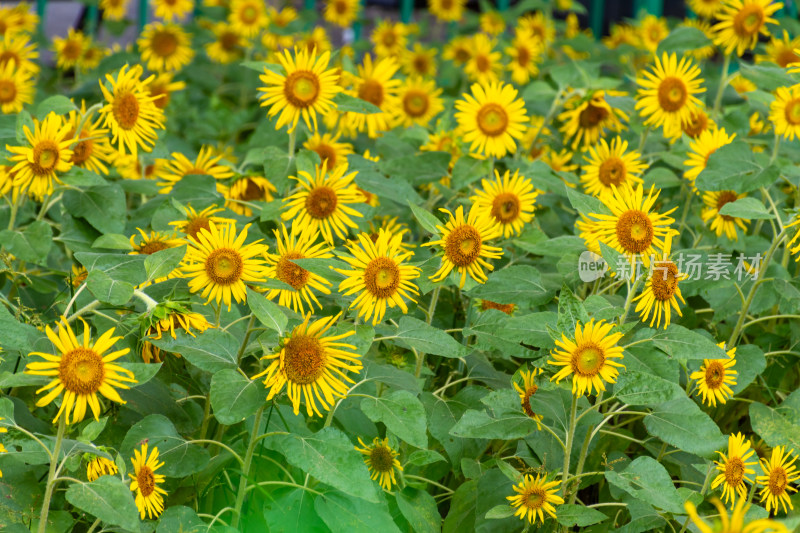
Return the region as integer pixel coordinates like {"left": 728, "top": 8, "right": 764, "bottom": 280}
{"left": 266, "top": 427, "right": 379, "bottom": 503}
{"left": 169, "top": 174, "right": 225, "bottom": 209}
{"left": 263, "top": 147, "right": 294, "bottom": 194}
{"left": 150, "top": 329, "right": 239, "bottom": 373}
{"left": 262, "top": 488, "right": 327, "bottom": 533}
{"left": 408, "top": 202, "right": 441, "bottom": 235}
{"left": 118, "top": 363, "right": 162, "bottom": 387}
{"left": 556, "top": 284, "right": 590, "bottom": 336}
{"left": 556, "top": 504, "right": 609, "bottom": 527}
{"left": 451, "top": 156, "right": 492, "bottom": 191}
{"left": 259, "top": 199, "right": 283, "bottom": 222}
{"left": 0, "top": 220, "right": 52, "bottom": 263}
{"left": 495, "top": 311, "right": 559, "bottom": 350}
{"left": 718, "top": 197, "right": 774, "bottom": 220}
{"left": 241, "top": 60, "right": 282, "bottom": 73}
{"left": 450, "top": 409, "right": 538, "bottom": 439}
{"left": 91, "top": 233, "right": 133, "bottom": 250}
{"left": 467, "top": 265, "right": 555, "bottom": 306}
{"left": 86, "top": 270, "right": 134, "bottom": 306}
{"left": 379, "top": 152, "right": 451, "bottom": 185}
{"left": 121, "top": 414, "right": 210, "bottom": 477}
{"left": 35, "top": 95, "right": 77, "bottom": 117}
{"left": 74, "top": 252, "right": 147, "bottom": 283}
{"left": 355, "top": 170, "right": 422, "bottom": 205}
{"left": 393, "top": 316, "right": 468, "bottom": 358}
{"left": 361, "top": 391, "right": 427, "bottom": 449}
{"left": 614, "top": 370, "right": 685, "bottom": 406}
{"left": 246, "top": 287, "right": 288, "bottom": 334}
{"left": 143, "top": 245, "right": 186, "bottom": 281}
{"left": 63, "top": 182, "right": 127, "bottom": 234}
{"left": 315, "top": 492, "right": 401, "bottom": 533}
{"left": 750, "top": 402, "right": 800, "bottom": 451}
{"left": 333, "top": 92, "right": 383, "bottom": 114}
{"left": 64, "top": 476, "right": 141, "bottom": 532}
{"left": 210, "top": 368, "right": 268, "bottom": 425}
{"left": 484, "top": 504, "right": 515, "bottom": 519}
{"left": 397, "top": 488, "right": 441, "bottom": 533}
{"left": 567, "top": 188, "right": 611, "bottom": 216}
{"left": 644, "top": 397, "right": 726, "bottom": 458}
{"left": 738, "top": 63, "right": 797, "bottom": 92}
{"left": 288, "top": 257, "right": 349, "bottom": 279}
{"left": 598, "top": 241, "right": 622, "bottom": 276}
{"left": 156, "top": 506, "right": 207, "bottom": 533}
{"left": 635, "top": 325, "right": 728, "bottom": 360}
{"left": 405, "top": 449, "right": 446, "bottom": 466}
{"left": 656, "top": 26, "right": 711, "bottom": 56}
{"left": 605, "top": 456, "right": 685, "bottom": 514}
{"left": 16, "top": 110, "right": 33, "bottom": 143}
{"left": 695, "top": 141, "right": 777, "bottom": 193}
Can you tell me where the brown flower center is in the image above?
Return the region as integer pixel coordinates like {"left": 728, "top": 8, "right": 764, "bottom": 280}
{"left": 239, "top": 178, "right": 266, "bottom": 201}
{"left": 490, "top": 192, "right": 520, "bottom": 224}
{"left": 444, "top": 224, "right": 482, "bottom": 267}
{"left": 283, "top": 71, "right": 320, "bottom": 108}
{"left": 598, "top": 157, "right": 626, "bottom": 186}
{"left": 204, "top": 248, "right": 243, "bottom": 285}
{"left": 283, "top": 334, "right": 326, "bottom": 384}
{"left": 113, "top": 91, "right": 140, "bottom": 130}
{"left": 683, "top": 110, "right": 708, "bottom": 138}
{"left": 32, "top": 141, "right": 60, "bottom": 176}
{"left": 783, "top": 98, "right": 800, "bottom": 125}
{"left": 183, "top": 216, "right": 210, "bottom": 240}
{"left": 776, "top": 48, "right": 799, "bottom": 68}
{"left": 151, "top": 30, "right": 178, "bottom": 57}
{"left": 725, "top": 456, "right": 745, "bottom": 487}
{"left": 615, "top": 209, "right": 654, "bottom": 254}
{"left": 579, "top": 102, "right": 609, "bottom": 128}
{"left": 477, "top": 103, "right": 508, "bottom": 136}
{"left": 334, "top": 0, "right": 348, "bottom": 14}
{"left": 523, "top": 487, "right": 546, "bottom": 510}
{"left": 0, "top": 51, "right": 20, "bottom": 67}
{"left": 364, "top": 256, "right": 400, "bottom": 298}
{"left": 305, "top": 186, "right": 338, "bottom": 219}
{"left": 715, "top": 191, "right": 739, "bottom": 221}
{"left": 358, "top": 79, "right": 384, "bottom": 107}
{"left": 454, "top": 47, "right": 470, "bottom": 63}
{"left": 651, "top": 261, "right": 678, "bottom": 301}
{"left": 0, "top": 80, "right": 16, "bottom": 103}
{"left": 704, "top": 360, "right": 725, "bottom": 388}
{"left": 657, "top": 77, "right": 688, "bottom": 112}
{"left": 59, "top": 347, "right": 105, "bottom": 394}
{"left": 276, "top": 251, "right": 310, "bottom": 290}
{"left": 475, "top": 54, "right": 491, "bottom": 73}
{"left": 441, "top": 0, "right": 454, "bottom": 9}
{"left": 62, "top": 40, "right": 83, "bottom": 60}
{"left": 769, "top": 467, "right": 788, "bottom": 495}
{"left": 150, "top": 86, "right": 170, "bottom": 109}
{"left": 733, "top": 4, "right": 764, "bottom": 37}
{"left": 521, "top": 384, "right": 538, "bottom": 417}
{"left": 402, "top": 90, "right": 429, "bottom": 117}
{"left": 369, "top": 445, "right": 394, "bottom": 472}
{"left": 516, "top": 45, "right": 531, "bottom": 66}
{"left": 571, "top": 342, "right": 605, "bottom": 376}
{"left": 239, "top": 4, "right": 259, "bottom": 24}
{"left": 136, "top": 465, "right": 156, "bottom": 497}
{"left": 138, "top": 240, "right": 171, "bottom": 255}
{"left": 412, "top": 55, "right": 430, "bottom": 74}
{"left": 220, "top": 31, "right": 239, "bottom": 51}
{"left": 312, "top": 144, "right": 338, "bottom": 169}
{"left": 71, "top": 133, "right": 93, "bottom": 166}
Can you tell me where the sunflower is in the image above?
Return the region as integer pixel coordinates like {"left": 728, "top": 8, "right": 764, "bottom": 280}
{"left": 519, "top": 12, "right": 556, "bottom": 46}
{"left": 228, "top": 0, "right": 268, "bottom": 38}
{"left": 205, "top": 22, "right": 246, "bottom": 64}
{"left": 0, "top": 33, "right": 40, "bottom": 75}
{"left": 604, "top": 23, "right": 640, "bottom": 49}
{"left": 140, "top": 303, "right": 213, "bottom": 363}
{"left": 712, "top": 0, "right": 782, "bottom": 57}
{"left": 129, "top": 443, "right": 168, "bottom": 519}
{"left": 115, "top": 154, "right": 169, "bottom": 181}
{"left": 355, "top": 437, "right": 403, "bottom": 491}
{"left": 158, "top": 146, "right": 234, "bottom": 193}
{"left": 6, "top": 112, "right": 73, "bottom": 201}
{"left": 65, "top": 102, "right": 114, "bottom": 176}
{"left": 182, "top": 222, "right": 269, "bottom": 309}
{"left": 0, "top": 61, "right": 34, "bottom": 114}
{"left": 769, "top": 84, "right": 800, "bottom": 141}
{"left": 365, "top": 216, "right": 414, "bottom": 252}
{"left": 712, "top": 433, "right": 758, "bottom": 507}
{"left": 371, "top": 21, "right": 407, "bottom": 58}
{"left": 99, "top": 65, "right": 166, "bottom": 156}
{"left": 252, "top": 313, "right": 362, "bottom": 416}
{"left": 478, "top": 10, "right": 505, "bottom": 36}
{"left": 549, "top": 319, "right": 625, "bottom": 396}
{"left": 506, "top": 29, "right": 542, "bottom": 86}
{"left": 10, "top": 3, "right": 38, "bottom": 35}
{"left": 146, "top": 72, "right": 186, "bottom": 109}
{"left": 428, "top": 0, "right": 466, "bottom": 22}
{"left": 220, "top": 175, "right": 277, "bottom": 216}
{"left": 634, "top": 235, "right": 687, "bottom": 329}
{"left": 443, "top": 36, "right": 472, "bottom": 66}
{"left": 464, "top": 34, "right": 502, "bottom": 85}
{"left": 470, "top": 169, "right": 538, "bottom": 238}
{"left": 684, "top": 128, "right": 736, "bottom": 191}
{"left": 138, "top": 22, "right": 194, "bottom": 73}
{"left": 335, "top": 229, "right": 420, "bottom": 325}
{"left": 24, "top": 317, "right": 137, "bottom": 424}
{"left": 638, "top": 15, "right": 669, "bottom": 52}
{"left": 541, "top": 147, "right": 578, "bottom": 174}
{"left": 679, "top": 107, "right": 714, "bottom": 140}
{"left": 558, "top": 90, "right": 628, "bottom": 148}
{"left": 281, "top": 162, "right": 364, "bottom": 245}
{"left": 757, "top": 446, "right": 800, "bottom": 514}
{"left": 635, "top": 53, "right": 705, "bottom": 139}
{"left": 750, "top": 111, "right": 769, "bottom": 136}
{"left": 0, "top": 420, "right": 6, "bottom": 477}
{"left": 268, "top": 5, "right": 298, "bottom": 27}
{"left": 682, "top": 19, "right": 717, "bottom": 61}
{"left": 100, "top": 0, "right": 130, "bottom": 21}
{"left": 455, "top": 81, "right": 528, "bottom": 158}
{"left": 730, "top": 73, "right": 757, "bottom": 95}
{"left": 507, "top": 474, "right": 564, "bottom": 524}
{"left": 258, "top": 47, "right": 341, "bottom": 134}
{"left": 786, "top": 213, "right": 800, "bottom": 260}
{"left": 152, "top": 0, "right": 193, "bottom": 21}
{"left": 303, "top": 132, "right": 353, "bottom": 170}
{"left": 70, "top": 265, "right": 88, "bottom": 288}
{"left": 690, "top": 342, "right": 738, "bottom": 407}
{"left": 87, "top": 456, "right": 118, "bottom": 481}
{"left": 392, "top": 76, "right": 444, "bottom": 128}
{"left": 53, "top": 29, "right": 88, "bottom": 70}
{"left": 0, "top": 165, "right": 13, "bottom": 197}
{"left": 324, "top": 0, "right": 360, "bottom": 28}
{"left": 129, "top": 228, "right": 185, "bottom": 256}
{"left": 297, "top": 27, "right": 332, "bottom": 56}
{"left": 757, "top": 31, "right": 800, "bottom": 67}
{"left": 0, "top": 7, "right": 22, "bottom": 38}
{"left": 581, "top": 137, "right": 647, "bottom": 198}
{"left": 78, "top": 45, "right": 107, "bottom": 72}
{"left": 402, "top": 43, "right": 437, "bottom": 78}
{"left": 344, "top": 54, "right": 400, "bottom": 138}
{"left": 423, "top": 205, "right": 503, "bottom": 289}
{"left": 685, "top": 498, "right": 789, "bottom": 533}
{"left": 688, "top": 0, "right": 725, "bottom": 17}
{"left": 701, "top": 190, "right": 748, "bottom": 240}
{"left": 169, "top": 204, "right": 234, "bottom": 241}
{"left": 513, "top": 368, "right": 543, "bottom": 429}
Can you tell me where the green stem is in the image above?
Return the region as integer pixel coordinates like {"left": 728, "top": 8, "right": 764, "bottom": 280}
{"left": 769, "top": 133, "right": 781, "bottom": 166}
{"left": 561, "top": 395, "right": 578, "bottom": 497}
{"left": 6, "top": 192, "right": 22, "bottom": 231}
{"left": 416, "top": 287, "right": 440, "bottom": 378}
{"left": 568, "top": 391, "right": 603, "bottom": 504}
{"left": 712, "top": 54, "right": 731, "bottom": 119}
{"left": 37, "top": 414, "right": 66, "bottom": 533}
{"left": 132, "top": 289, "right": 158, "bottom": 311}
{"left": 231, "top": 405, "right": 265, "bottom": 529}
{"left": 618, "top": 272, "right": 645, "bottom": 325}
{"left": 677, "top": 464, "right": 714, "bottom": 533}
{"left": 235, "top": 315, "right": 257, "bottom": 365}
{"left": 677, "top": 187, "right": 694, "bottom": 234}
{"left": 288, "top": 128, "right": 297, "bottom": 159}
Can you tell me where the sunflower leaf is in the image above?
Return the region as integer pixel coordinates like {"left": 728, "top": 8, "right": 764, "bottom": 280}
{"left": 120, "top": 414, "right": 210, "bottom": 477}
{"left": 392, "top": 316, "right": 468, "bottom": 358}
{"left": 35, "top": 95, "right": 77, "bottom": 118}
{"left": 210, "top": 368, "right": 268, "bottom": 425}
{"left": 246, "top": 287, "right": 288, "bottom": 334}
{"left": 644, "top": 396, "right": 726, "bottom": 458}
{"left": 332, "top": 93, "right": 383, "bottom": 114}
{"left": 407, "top": 202, "right": 441, "bottom": 235}
{"left": 556, "top": 504, "right": 609, "bottom": 527}
{"left": 604, "top": 456, "right": 686, "bottom": 514}
{"left": 360, "top": 391, "right": 428, "bottom": 449}
{"left": 144, "top": 245, "right": 186, "bottom": 281}
{"left": 64, "top": 477, "right": 141, "bottom": 532}
{"left": 718, "top": 197, "right": 774, "bottom": 220}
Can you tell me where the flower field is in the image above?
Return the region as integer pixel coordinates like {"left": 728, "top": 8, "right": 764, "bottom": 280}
{"left": 2, "top": 0, "right": 800, "bottom": 531}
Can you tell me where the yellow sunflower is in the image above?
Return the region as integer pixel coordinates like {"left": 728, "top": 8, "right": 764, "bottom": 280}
{"left": 258, "top": 47, "right": 341, "bottom": 134}
{"left": 712, "top": 433, "right": 758, "bottom": 507}
{"left": 519, "top": 12, "right": 556, "bottom": 46}
{"left": 140, "top": 303, "right": 213, "bottom": 363}
{"left": 152, "top": 0, "right": 194, "bottom": 21}
{"left": 636, "top": 52, "right": 705, "bottom": 139}
{"left": 688, "top": 0, "right": 725, "bottom": 17}
{"left": 443, "top": 36, "right": 472, "bottom": 66}
{"left": 303, "top": 132, "right": 353, "bottom": 170}
{"left": 690, "top": 342, "right": 737, "bottom": 406}
{"left": 220, "top": 175, "right": 277, "bottom": 216}
{"left": 470, "top": 169, "right": 538, "bottom": 238}
{"left": 343, "top": 54, "right": 400, "bottom": 138}
{"left": 297, "top": 27, "right": 332, "bottom": 56}
{"left": 99, "top": 64, "right": 166, "bottom": 156}
{"left": 685, "top": 498, "right": 789, "bottom": 533}
{"left": 730, "top": 73, "right": 757, "bottom": 95}
{"left": 428, "top": 0, "right": 466, "bottom": 22}
{"left": 712, "top": 0, "right": 782, "bottom": 57}
{"left": 10, "top": 3, "right": 38, "bottom": 35}
{"left": 371, "top": 21, "right": 407, "bottom": 58}
{"left": 0, "top": 165, "right": 13, "bottom": 197}
{"left": 146, "top": 72, "right": 186, "bottom": 109}
{"left": 0, "top": 419, "right": 6, "bottom": 477}
{"left": 268, "top": 5, "right": 298, "bottom": 28}
{"left": 66, "top": 101, "right": 114, "bottom": 176}
{"left": 129, "top": 228, "right": 185, "bottom": 256}
{"left": 138, "top": 22, "right": 194, "bottom": 73}
{"left": 228, "top": 0, "right": 268, "bottom": 38}
{"left": 78, "top": 44, "right": 107, "bottom": 72}
{"left": 355, "top": 437, "right": 403, "bottom": 491}
{"left": 402, "top": 43, "right": 437, "bottom": 78}
{"left": 549, "top": 319, "right": 625, "bottom": 396}
{"left": 115, "top": 154, "right": 169, "bottom": 181}
{"left": 684, "top": 128, "right": 736, "bottom": 191}
{"left": 392, "top": 76, "right": 444, "bottom": 128}
{"left": 182, "top": 222, "right": 269, "bottom": 309}
{"left": 479, "top": 10, "right": 506, "bottom": 36}
{"left": 324, "top": 0, "right": 360, "bottom": 28}
{"left": 513, "top": 368, "right": 543, "bottom": 430}
{"left": 6, "top": 112, "right": 73, "bottom": 201}
{"left": 679, "top": 107, "right": 715, "bottom": 141}
{"left": 70, "top": 264, "right": 88, "bottom": 288}
{"left": 365, "top": 216, "right": 414, "bottom": 252}
{"left": 129, "top": 443, "right": 168, "bottom": 519}
{"left": 0, "top": 7, "right": 23, "bottom": 38}
{"left": 53, "top": 29, "right": 88, "bottom": 70}
{"left": 169, "top": 204, "right": 234, "bottom": 241}
{"left": 335, "top": 229, "right": 421, "bottom": 326}
{"left": 604, "top": 23, "right": 641, "bottom": 49}
{"left": 252, "top": 313, "right": 362, "bottom": 416}
{"left": 423, "top": 204, "right": 503, "bottom": 289}
{"left": 205, "top": 22, "right": 246, "bottom": 64}
{"left": 633, "top": 234, "right": 687, "bottom": 329}
{"left": 464, "top": 34, "right": 503, "bottom": 85}
{"left": 100, "top": 0, "right": 130, "bottom": 21}
{"left": 0, "top": 33, "right": 41, "bottom": 75}
{"left": 507, "top": 474, "right": 564, "bottom": 524}
{"left": 0, "top": 61, "right": 34, "bottom": 114}
{"left": 682, "top": 19, "right": 717, "bottom": 61}
{"left": 558, "top": 90, "right": 628, "bottom": 148}
{"left": 158, "top": 146, "right": 235, "bottom": 193}
{"left": 581, "top": 137, "right": 647, "bottom": 198}
{"left": 541, "top": 147, "right": 578, "bottom": 174}
{"left": 87, "top": 456, "right": 118, "bottom": 481}
{"left": 281, "top": 162, "right": 365, "bottom": 245}
{"left": 757, "top": 30, "right": 800, "bottom": 67}
{"left": 638, "top": 15, "right": 669, "bottom": 52}
{"left": 769, "top": 84, "right": 800, "bottom": 141}
{"left": 701, "top": 190, "right": 749, "bottom": 240}
{"left": 757, "top": 446, "right": 800, "bottom": 514}
{"left": 506, "top": 29, "right": 542, "bottom": 86}
{"left": 24, "top": 317, "right": 137, "bottom": 424}
{"left": 455, "top": 81, "right": 528, "bottom": 158}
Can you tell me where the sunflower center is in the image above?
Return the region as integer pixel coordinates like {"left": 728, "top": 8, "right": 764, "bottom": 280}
{"left": 733, "top": 4, "right": 764, "bottom": 36}
{"left": 521, "top": 384, "right": 538, "bottom": 417}
{"left": 358, "top": 79, "right": 384, "bottom": 107}
{"left": 475, "top": 54, "right": 491, "bottom": 73}
{"left": 305, "top": 186, "right": 338, "bottom": 219}
{"left": 444, "top": 224, "right": 482, "bottom": 267}
{"left": 152, "top": 30, "right": 178, "bottom": 57}
{"left": 413, "top": 56, "right": 429, "bottom": 74}
{"left": 490, "top": 192, "right": 520, "bottom": 224}
{"left": 776, "top": 49, "right": 799, "bottom": 68}
{"left": 113, "top": 92, "right": 140, "bottom": 130}
{"left": 657, "top": 77, "right": 688, "bottom": 112}
{"left": 239, "top": 178, "right": 265, "bottom": 201}
{"left": 220, "top": 31, "right": 239, "bottom": 51}
{"left": 364, "top": 256, "right": 400, "bottom": 298}
{"left": 683, "top": 111, "right": 708, "bottom": 138}
{"left": 240, "top": 5, "right": 258, "bottom": 23}
{"left": 598, "top": 157, "right": 626, "bottom": 186}
{"left": 284, "top": 71, "right": 320, "bottom": 108}
{"left": 184, "top": 216, "right": 210, "bottom": 240}
{"left": 715, "top": 191, "right": 739, "bottom": 221}
{"left": 572, "top": 343, "right": 605, "bottom": 376}
{"left": 144, "top": 164, "right": 155, "bottom": 178}
{"left": 151, "top": 86, "right": 170, "bottom": 108}
{"left": 769, "top": 467, "right": 788, "bottom": 495}
{"left": 334, "top": 0, "right": 348, "bottom": 14}
{"left": 0, "top": 80, "right": 16, "bottom": 103}
{"left": 615, "top": 209, "right": 654, "bottom": 254}
{"left": 725, "top": 456, "right": 745, "bottom": 486}
{"left": 382, "top": 32, "right": 397, "bottom": 47}
{"left": 783, "top": 98, "right": 800, "bottom": 125}
{"left": 59, "top": 347, "right": 105, "bottom": 395}
{"left": 704, "top": 360, "right": 725, "bottom": 388}
{"left": 402, "top": 90, "right": 429, "bottom": 117}
{"left": 369, "top": 445, "right": 394, "bottom": 472}
{"left": 441, "top": 0, "right": 454, "bottom": 9}
{"left": 71, "top": 135, "right": 94, "bottom": 166}
{"left": 523, "top": 487, "right": 546, "bottom": 510}
{"left": 276, "top": 251, "right": 310, "bottom": 290}
{"left": 283, "top": 334, "right": 326, "bottom": 384}
{"left": 651, "top": 261, "right": 678, "bottom": 301}
{"left": 204, "top": 248, "right": 244, "bottom": 285}
{"left": 137, "top": 465, "right": 156, "bottom": 497}
{"left": 313, "top": 144, "right": 338, "bottom": 168}
{"left": 139, "top": 240, "right": 171, "bottom": 255}
{"left": 454, "top": 47, "right": 470, "bottom": 63}
{"left": 32, "top": 141, "right": 60, "bottom": 175}
{"left": 477, "top": 103, "right": 508, "bottom": 137}
{"left": 579, "top": 103, "right": 609, "bottom": 127}
{"left": 63, "top": 40, "right": 82, "bottom": 60}
{"left": 516, "top": 46, "right": 531, "bottom": 66}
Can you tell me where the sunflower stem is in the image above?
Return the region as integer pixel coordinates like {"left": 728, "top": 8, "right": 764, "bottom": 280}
{"left": 37, "top": 414, "right": 66, "bottom": 533}
{"left": 6, "top": 192, "right": 23, "bottom": 232}
{"left": 288, "top": 128, "right": 297, "bottom": 158}
{"left": 70, "top": 102, "right": 103, "bottom": 149}
{"left": 677, "top": 186, "right": 694, "bottom": 235}
{"left": 416, "top": 286, "right": 440, "bottom": 378}
{"left": 712, "top": 54, "right": 731, "bottom": 119}
{"left": 676, "top": 463, "right": 714, "bottom": 533}
{"left": 618, "top": 272, "right": 645, "bottom": 326}
{"left": 235, "top": 314, "right": 257, "bottom": 365}
{"left": 561, "top": 394, "right": 578, "bottom": 498}
{"left": 132, "top": 289, "right": 158, "bottom": 311}
{"left": 231, "top": 404, "right": 265, "bottom": 529}
{"left": 568, "top": 391, "right": 603, "bottom": 504}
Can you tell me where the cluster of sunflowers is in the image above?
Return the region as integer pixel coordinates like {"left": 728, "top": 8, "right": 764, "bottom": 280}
{"left": 1, "top": 0, "right": 800, "bottom": 530}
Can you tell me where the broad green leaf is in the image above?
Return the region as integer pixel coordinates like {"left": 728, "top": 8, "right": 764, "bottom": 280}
{"left": 495, "top": 311, "right": 559, "bottom": 351}
{"left": 361, "top": 391, "right": 427, "bottom": 448}
{"left": 450, "top": 409, "right": 538, "bottom": 439}
{"left": 86, "top": 269, "right": 134, "bottom": 306}
{"left": 315, "top": 492, "right": 401, "bottom": 533}
{"left": 144, "top": 245, "right": 186, "bottom": 281}
{"left": 451, "top": 156, "right": 492, "bottom": 191}
{"left": 408, "top": 201, "right": 441, "bottom": 235}
{"left": 156, "top": 506, "right": 206, "bottom": 533}
{"left": 379, "top": 152, "right": 450, "bottom": 185}
{"left": 247, "top": 287, "right": 288, "bottom": 334}
{"left": 263, "top": 147, "right": 294, "bottom": 194}
{"left": 210, "top": 368, "right": 268, "bottom": 425}
{"left": 406, "top": 449, "right": 446, "bottom": 466}
{"left": 355, "top": 170, "right": 422, "bottom": 205}
{"left": 556, "top": 504, "right": 609, "bottom": 527}
{"left": 695, "top": 141, "right": 777, "bottom": 193}
{"left": 15, "top": 109, "right": 33, "bottom": 143}
{"left": 556, "top": 284, "right": 590, "bottom": 336}
{"left": 262, "top": 488, "right": 327, "bottom": 533}
{"left": 656, "top": 26, "right": 711, "bottom": 56}
{"left": 644, "top": 397, "right": 726, "bottom": 458}
{"left": 605, "top": 456, "right": 685, "bottom": 514}
{"left": 333, "top": 92, "right": 383, "bottom": 114}
{"left": 91, "top": 233, "right": 133, "bottom": 250}
{"left": 169, "top": 174, "right": 225, "bottom": 209}
{"left": 750, "top": 402, "right": 800, "bottom": 451}
{"left": 614, "top": 370, "right": 685, "bottom": 406}
{"left": 118, "top": 363, "right": 162, "bottom": 387}
{"left": 442, "top": 479, "right": 477, "bottom": 533}
{"left": 397, "top": 488, "right": 441, "bottom": 533}
{"left": 121, "top": 414, "right": 210, "bottom": 477}
{"left": 35, "top": 95, "right": 77, "bottom": 117}
{"left": 241, "top": 60, "right": 282, "bottom": 73}
{"left": 567, "top": 187, "right": 611, "bottom": 216}
{"left": 289, "top": 257, "right": 349, "bottom": 279}
{"left": 634, "top": 325, "right": 728, "bottom": 360}
{"left": 729, "top": 344, "right": 766, "bottom": 394}
{"left": 598, "top": 241, "right": 622, "bottom": 276}
{"left": 522, "top": 235, "right": 586, "bottom": 257}
{"left": 63, "top": 183, "right": 127, "bottom": 234}
{"left": 467, "top": 265, "right": 555, "bottom": 306}
{"left": 74, "top": 252, "right": 147, "bottom": 283}
{"left": 0, "top": 220, "right": 53, "bottom": 263}
{"left": 718, "top": 197, "right": 774, "bottom": 220}
{"left": 484, "top": 505, "right": 515, "bottom": 519}
{"left": 150, "top": 329, "right": 239, "bottom": 373}
{"left": 259, "top": 200, "right": 283, "bottom": 222}
{"left": 393, "top": 316, "right": 468, "bottom": 358}
{"left": 64, "top": 476, "right": 141, "bottom": 532}
{"left": 738, "top": 63, "right": 797, "bottom": 92}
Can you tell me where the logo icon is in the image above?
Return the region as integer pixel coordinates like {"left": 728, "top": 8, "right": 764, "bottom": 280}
{"left": 578, "top": 251, "right": 608, "bottom": 282}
